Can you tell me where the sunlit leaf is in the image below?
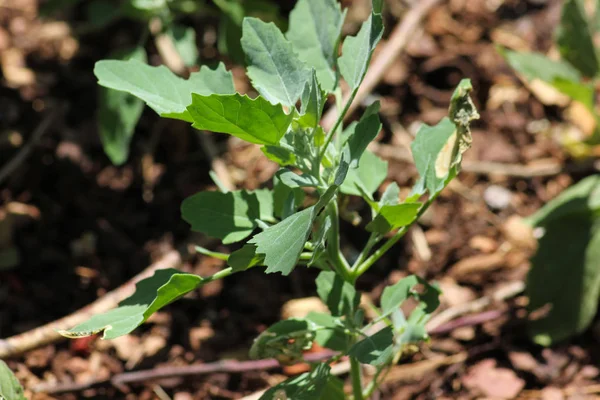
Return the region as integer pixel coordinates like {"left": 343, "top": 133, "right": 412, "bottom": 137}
{"left": 242, "top": 17, "right": 311, "bottom": 106}
{"left": 94, "top": 60, "right": 234, "bottom": 122}
{"left": 181, "top": 189, "right": 274, "bottom": 244}
{"left": 340, "top": 150, "right": 387, "bottom": 197}
{"left": 339, "top": 2, "right": 384, "bottom": 90}
{"left": 259, "top": 363, "right": 331, "bottom": 400}
{"left": 59, "top": 269, "right": 202, "bottom": 339}
{"left": 345, "top": 101, "right": 381, "bottom": 168}
{"left": 298, "top": 69, "right": 326, "bottom": 129}
{"left": 315, "top": 270, "right": 359, "bottom": 317}
{"left": 366, "top": 203, "right": 421, "bottom": 234}
{"left": 187, "top": 93, "right": 292, "bottom": 145}
{"left": 0, "top": 361, "right": 25, "bottom": 400}
{"left": 348, "top": 327, "right": 394, "bottom": 366}
{"left": 286, "top": 0, "right": 345, "bottom": 91}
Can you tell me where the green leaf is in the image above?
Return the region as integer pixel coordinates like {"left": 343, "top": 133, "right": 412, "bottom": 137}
{"left": 527, "top": 215, "right": 600, "bottom": 345}
{"left": 273, "top": 173, "right": 305, "bottom": 218}
{"left": 276, "top": 169, "right": 319, "bottom": 188}
{"left": 0, "top": 361, "right": 26, "bottom": 400}
{"left": 250, "top": 318, "right": 317, "bottom": 362}
{"left": 98, "top": 47, "right": 146, "bottom": 166}
{"left": 499, "top": 47, "right": 581, "bottom": 83}
{"left": 552, "top": 77, "right": 595, "bottom": 110}
{"left": 165, "top": 23, "right": 199, "bottom": 66}
{"left": 315, "top": 270, "right": 360, "bottom": 317}
{"left": 261, "top": 145, "right": 297, "bottom": 166}
{"left": 380, "top": 275, "right": 419, "bottom": 318}
{"left": 319, "top": 375, "right": 346, "bottom": 400}
{"left": 228, "top": 244, "right": 263, "bottom": 271}
{"left": 249, "top": 206, "right": 315, "bottom": 275}
{"left": 286, "top": 0, "right": 345, "bottom": 91}
{"left": 340, "top": 150, "right": 387, "bottom": 197}
{"left": 59, "top": 269, "right": 202, "bottom": 339}
{"left": 380, "top": 182, "right": 400, "bottom": 207}
{"left": 339, "top": 4, "right": 384, "bottom": 90}
{"left": 259, "top": 363, "right": 331, "bottom": 400}
{"left": 94, "top": 60, "right": 235, "bottom": 122}
{"left": 366, "top": 203, "right": 421, "bottom": 234}
{"left": 181, "top": 189, "right": 274, "bottom": 244}
{"left": 309, "top": 213, "right": 331, "bottom": 266}
{"left": 242, "top": 17, "right": 311, "bottom": 106}
{"left": 526, "top": 175, "right": 600, "bottom": 345}
{"left": 557, "top": 0, "right": 599, "bottom": 77}
{"left": 528, "top": 175, "right": 600, "bottom": 225}
{"left": 298, "top": 69, "right": 326, "bottom": 129}
{"left": 305, "top": 312, "right": 351, "bottom": 351}
{"left": 348, "top": 327, "right": 394, "bottom": 366}
{"left": 346, "top": 101, "right": 381, "bottom": 168}
{"left": 187, "top": 93, "right": 292, "bottom": 145}
{"left": 411, "top": 79, "right": 478, "bottom": 197}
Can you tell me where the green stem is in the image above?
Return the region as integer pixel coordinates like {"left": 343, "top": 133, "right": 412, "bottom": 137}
{"left": 353, "top": 195, "right": 438, "bottom": 279}
{"left": 318, "top": 87, "right": 359, "bottom": 163}
{"left": 350, "top": 356, "right": 364, "bottom": 400}
{"left": 325, "top": 201, "right": 353, "bottom": 282}
{"left": 351, "top": 232, "right": 380, "bottom": 270}
{"left": 202, "top": 266, "right": 235, "bottom": 283}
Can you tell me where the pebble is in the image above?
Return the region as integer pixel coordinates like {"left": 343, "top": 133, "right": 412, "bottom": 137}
{"left": 484, "top": 185, "right": 513, "bottom": 210}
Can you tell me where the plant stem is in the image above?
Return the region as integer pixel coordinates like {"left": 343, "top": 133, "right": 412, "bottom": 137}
{"left": 202, "top": 267, "right": 234, "bottom": 284}
{"left": 318, "top": 87, "right": 359, "bottom": 163}
{"left": 350, "top": 356, "right": 364, "bottom": 400}
{"left": 351, "top": 232, "right": 380, "bottom": 270}
{"left": 353, "top": 195, "right": 438, "bottom": 279}
{"left": 325, "top": 201, "right": 353, "bottom": 282}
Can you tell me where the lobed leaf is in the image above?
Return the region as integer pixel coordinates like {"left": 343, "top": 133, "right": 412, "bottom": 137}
{"left": 59, "top": 269, "right": 202, "bottom": 339}
{"left": 259, "top": 363, "right": 331, "bottom": 400}
{"left": 94, "top": 60, "right": 234, "bottom": 122}
{"left": 339, "top": 1, "right": 384, "bottom": 90}
{"left": 0, "top": 361, "right": 26, "bottom": 400}
{"left": 286, "top": 0, "right": 345, "bottom": 91}
{"left": 242, "top": 17, "right": 311, "bottom": 107}
{"left": 316, "top": 270, "right": 360, "bottom": 317}
{"left": 181, "top": 189, "right": 274, "bottom": 244}
{"left": 187, "top": 93, "right": 293, "bottom": 145}
{"left": 556, "top": 0, "right": 599, "bottom": 77}
{"left": 98, "top": 47, "right": 146, "bottom": 166}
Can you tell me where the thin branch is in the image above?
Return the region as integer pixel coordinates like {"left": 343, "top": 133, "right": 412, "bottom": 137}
{"left": 0, "top": 108, "right": 61, "bottom": 185}
{"left": 0, "top": 250, "right": 182, "bottom": 359}
{"left": 321, "top": 0, "right": 442, "bottom": 130}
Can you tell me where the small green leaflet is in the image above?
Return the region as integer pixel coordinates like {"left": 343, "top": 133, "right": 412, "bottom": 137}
{"left": 348, "top": 327, "right": 394, "bottom": 366}
{"left": 0, "top": 361, "right": 25, "bottom": 400}
{"left": 316, "top": 270, "right": 360, "bottom": 317}
{"left": 286, "top": 0, "right": 346, "bottom": 92}
{"left": 276, "top": 169, "right": 319, "bottom": 188}
{"left": 228, "top": 244, "right": 263, "bottom": 272}
{"left": 306, "top": 312, "right": 351, "bottom": 352}
{"left": 340, "top": 150, "right": 387, "bottom": 197}
{"left": 187, "top": 93, "right": 293, "bottom": 145}
{"left": 181, "top": 189, "right": 274, "bottom": 244}
{"left": 59, "top": 269, "right": 202, "bottom": 339}
{"left": 98, "top": 46, "right": 146, "bottom": 166}
{"left": 259, "top": 363, "right": 331, "bottom": 400}
{"left": 556, "top": 0, "right": 599, "bottom": 77}
{"left": 339, "top": 1, "right": 384, "bottom": 90}
{"left": 380, "top": 274, "right": 441, "bottom": 319}
{"left": 262, "top": 145, "right": 296, "bottom": 166}
{"left": 94, "top": 60, "right": 235, "bottom": 122}
{"left": 298, "top": 69, "right": 326, "bottom": 129}
{"left": 249, "top": 206, "right": 315, "bottom": 275}
{"left": 366, "top": 203, "right": 421, "bottom": 234}
{"left": 242, "top": 17, "right": 311, "bottom": 107}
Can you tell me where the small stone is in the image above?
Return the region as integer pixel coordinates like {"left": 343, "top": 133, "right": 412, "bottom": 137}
{"left": 484, "top": 185, "right": 513, "bottom": 210}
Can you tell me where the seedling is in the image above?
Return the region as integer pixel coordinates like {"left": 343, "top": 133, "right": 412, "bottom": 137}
{"left": 59, "top": 0, "right": 478, "bottom": 398}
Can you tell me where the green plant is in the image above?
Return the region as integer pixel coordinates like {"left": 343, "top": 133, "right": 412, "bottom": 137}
{"left": 43, "top": 0, "right": 280, "bottom": 165}
{"left": 499, "top": 0, "right": 600, "bottom": 155}
{"left": 0, "top": 360, "right": 26, "bottom": 400}
{"left": 59, "top": 0, "right": 479, "bottom": 397}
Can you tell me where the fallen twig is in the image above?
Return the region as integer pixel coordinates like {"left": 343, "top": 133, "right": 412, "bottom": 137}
{"left": 0, "top": 108, "right": 61, "bottom": 185}
{"left": 33, "top": 350, "right": 336, "bottom": 394}
{"left": 321, "top": 0, "right": 442, "bottom": 130}
{"left": 0, "top": 250, "right": 182, "bottom": 359}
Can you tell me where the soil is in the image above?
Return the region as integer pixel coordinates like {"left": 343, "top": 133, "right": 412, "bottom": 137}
{"left": 2, "top": 0, "right": 600, "bottom": 399}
